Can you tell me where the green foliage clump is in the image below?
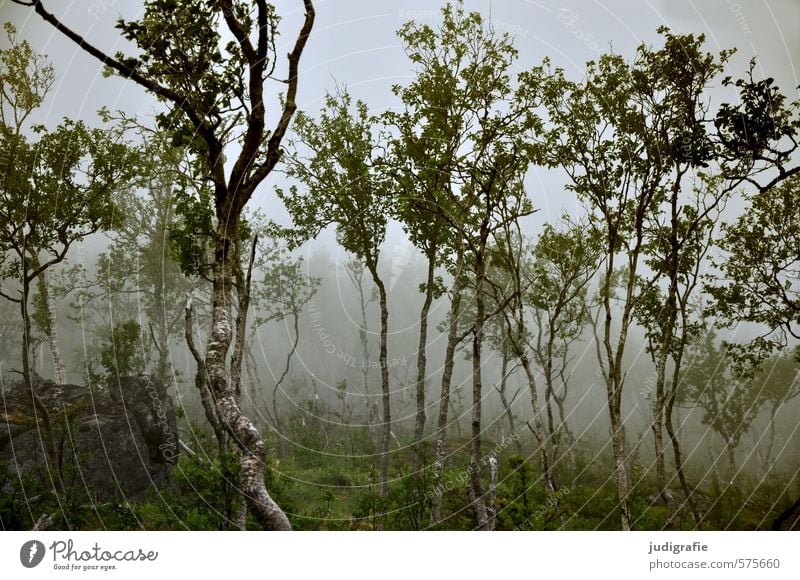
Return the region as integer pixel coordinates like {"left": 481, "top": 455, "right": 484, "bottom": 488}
{"left": 99, "top": 320, "right": 149, "bottom": 380}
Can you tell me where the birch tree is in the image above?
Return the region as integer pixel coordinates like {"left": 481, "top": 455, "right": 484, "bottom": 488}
{"left": 708, "top": 174, "right": 800, "bottom": 529}
{"left": 384, "top": 9, "right": 474, "bottom": 493}
{"left": 528, "top": 221, "right": 600, "bottom": 459}
{"left": 14, "top": 0, "right": 316, "bottom": 530}
{"left": 488, "top": 228, "right": 557, "bottom": 498}
{"left": 389, "top": 1, "right": 539, "bottom": 529}
{"left": 532, "top": 50, "right": 671, "bottom": 530}
{"left": 0, "top": 40, "right": 139, "bottom": 498}
{"left": 343, "top": 257, "right": 379, "bottom": 444}
{"left": 530, "top": 28, "right": 770, "bottom": 529}
{"left": 709, "top": 175, "right": 800, "bottom": 365}
{"left": 682, "top": 330, "right": 764, "bottom": 478}
{"left": 279, "top": 91, "right": 394, "bottom": 502}
{"left": 457, "top": 95, "right": 536, "bottom": 530}
{"left": 251, "top": 247, "right": 319, "bottom": 431}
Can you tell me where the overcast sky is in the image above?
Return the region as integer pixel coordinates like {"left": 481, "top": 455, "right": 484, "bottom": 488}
{"left": 1, "top": 0, "right": 799, "bottom": 252}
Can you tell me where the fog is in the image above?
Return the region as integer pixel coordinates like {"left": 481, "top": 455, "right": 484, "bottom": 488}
{"left": 1, "top": 0, "right": 799, "bottom": 532}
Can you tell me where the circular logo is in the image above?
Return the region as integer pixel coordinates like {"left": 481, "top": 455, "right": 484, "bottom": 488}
{"left": 20, "top": 540, "right": 46, "bottom": 568}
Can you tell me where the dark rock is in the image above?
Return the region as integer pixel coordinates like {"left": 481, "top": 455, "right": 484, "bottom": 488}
{"left": 108, "top": 375, "right": 178, "bottom": 468}
{"left": 0, "top": 374, "right": 177, "bottom": 501}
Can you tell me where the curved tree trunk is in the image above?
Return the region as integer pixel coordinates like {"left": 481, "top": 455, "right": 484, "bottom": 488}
{"left": 413, "top": 248, "right": 436, "bottom": 495}
{"left": 496, "top": 355, "right": 523, "bottom": 454}
{"left": 505, "top": 275, "right": 555, "bottom": 496}
{"left": 665, "top": 348, "right": 700, "bottom": 526}
{"left": 431, "top": 248, "right": 465, "bottom": 526}
{"left": 21, "top": 258, "right": 65, "bottom": 498}
{"left": 204, "top": 229, "right": 290, "bottom": 531}
{"left": 185, "top": 297, "right": 227, "bottom": 454}
{"left": 665, "top": 394, "right": 698, "bottom": 525}
{"left": 652, "top": 344, "right": 674, "bottom": 522}
{"left": 271, "top": 311, "right": 301, "bottom": 434}
{"left": 553, "top": 387, "right": 575, "bottom": 451}
{"left": 650, "top": 183, "right": 685, "bottom": 526}
{"left": 519, "top": 353, "right": 556, "bottom": 495}
{"left": 366, "top": 264, "right": 391, "bottom": 503}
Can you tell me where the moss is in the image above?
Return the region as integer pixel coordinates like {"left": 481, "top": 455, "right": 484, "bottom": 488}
{"left": 0, "top": 410, "right": 36, "bottom": 426}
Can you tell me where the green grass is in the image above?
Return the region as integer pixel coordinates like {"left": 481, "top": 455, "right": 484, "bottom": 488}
{"left": 2, "top": 425, "right": 796, "bottom": 530}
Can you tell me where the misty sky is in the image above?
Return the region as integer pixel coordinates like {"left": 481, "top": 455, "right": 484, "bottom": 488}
{"left": 0, "top": 1, "right": 796, "bottom": 287}
{"left": 2, "top": 0, "right": 798, "bottom": 235}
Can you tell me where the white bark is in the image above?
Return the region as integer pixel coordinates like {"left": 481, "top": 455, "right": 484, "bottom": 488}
{"left": 487, "top": 454, "right": 498, "bottom": 531}
{"left": 200, "top": 235, "right": 291, "bottom": 531}
{"left": 36, "top": 270, "right": 66, "bottom": 384}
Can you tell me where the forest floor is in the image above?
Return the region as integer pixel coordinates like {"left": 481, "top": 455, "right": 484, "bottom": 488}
{"left": 1, "top": 422, "right": 795, "bottom": 531}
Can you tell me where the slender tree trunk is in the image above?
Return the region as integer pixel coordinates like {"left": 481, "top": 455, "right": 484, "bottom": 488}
{"left": 203, "top": 228, "right": 290, "bottom": 530}
{"left": 543, "top": 353, "right": 557, "bottom": 450}
{"left": 487, "top": 453, "right": 498, "bottom": 531}
{"left": 351, "top": 264, "right": 375, "bottom": 446}
{"left": 413, "top": 248, "right": 436, "bottom": 492}
{"left": 21, "top": 264, "right": 65, "bottom": 498}
{"left": 469, "top": 247, "right": 489, "bottom": 530}
{"left": 601, "top": 246, "right": 636, "bottom": 531}
{"left": 665, "top": 363, "right": 700, "bottom": 525}
{"left": 450, "top": 395, "right": 463, "bottom": 439}
{"left": 606, "top": 332, "right": 632, "bottom": 530}
{"left": 609, "top": 401, "right": 630, "bottom": 530}
{"left": 706, "top": 446, "right": 722, "bottom": 500}
{"left": 652, "top": 344, "right": 673, "bottom": 519}
{"left": 762, "top": 403, "right": 778, "bottom": 471}
{"left": 553, "top": 390, "right": 575, "bottom": 450}
{"left": 496, "top": 355, "right": 522, "bottom": 454}
{"left": 543, "top": 356, "right": 571, "bottom": 467}
{"left": 431, "top": 248, "right": 465, "bottom": 526}
{"left": 650, "top": 181, "right": 685, "bottom": 525}
{"left": 664, "top": 261, "right": 702, "bottom": 526}
{"left": 550, "top": 355, "right": 576, "bottom": 459}
{"left": 507, "top": 295, "right": 555, "bottom": 494}
{"left": 35, "top": 271, "right": 66, "bottom": 384}
{"left": 367, "top": 265, "right": 391, "bottom": 501}
{"left": 519, "top": 353, "right": 556, "bottom": 495}
{"left": 271, "top": 312, "right": 301, "bottom": 433}
{"left": 185, "top": 297, "right": 227, "bottom": 454}
{"left": 726, "top": 442, "right": 737, "bottom": 479}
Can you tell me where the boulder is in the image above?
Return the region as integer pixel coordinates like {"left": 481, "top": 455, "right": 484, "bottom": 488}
{"left": 0, "top": 374, "right": 177, "bottom": 502}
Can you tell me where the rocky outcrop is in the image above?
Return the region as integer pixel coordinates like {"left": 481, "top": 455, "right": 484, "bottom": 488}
{"left": 0, "top": 374, "right": 177, "bottom": 502}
